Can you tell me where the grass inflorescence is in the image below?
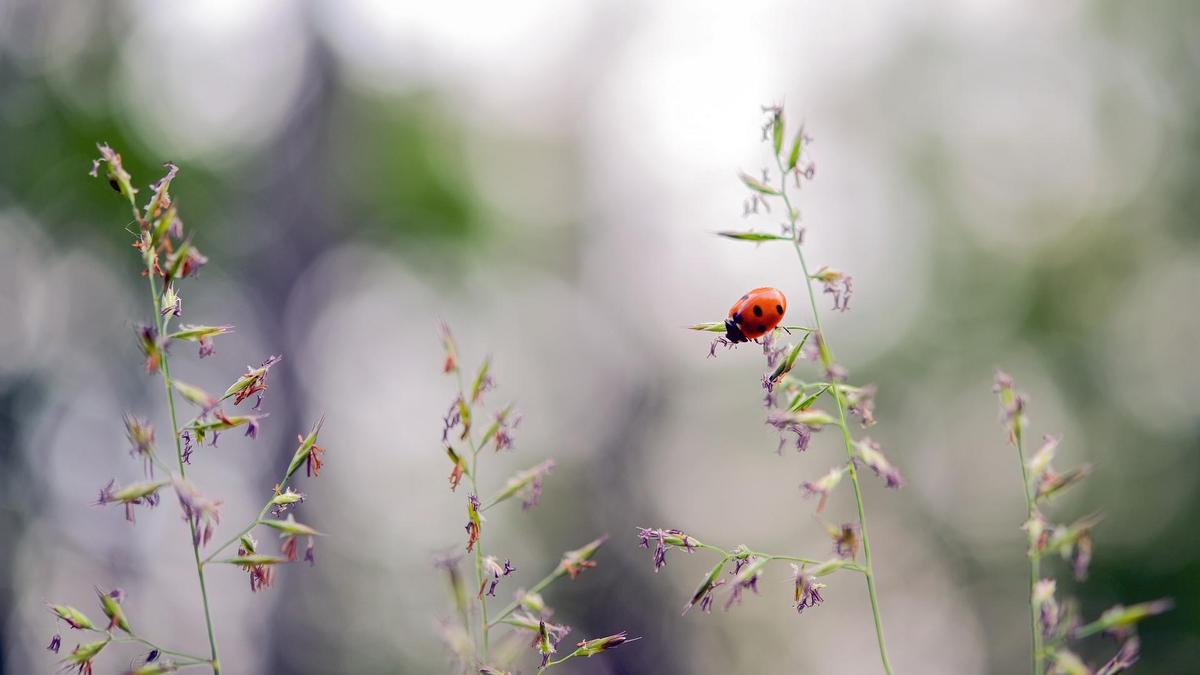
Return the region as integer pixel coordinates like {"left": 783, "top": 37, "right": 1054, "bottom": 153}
{"left": 45, "top": 146, "right": 330, "bottom": 675}
{"left": 640, "top": 104, "right": 902, "bottom": 674}
{"left": 435, "top": 326, "right": 636, "bottom": 673}
{"left": 995, "top": 371, "right": 1171, "bottom": 675}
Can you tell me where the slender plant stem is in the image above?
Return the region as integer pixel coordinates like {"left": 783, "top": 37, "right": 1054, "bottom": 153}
{"left": 775, "top": 155, "right": 894, "bottom": 675}
{"left": 456, "top": 370, "right": 490, "bottom": 660}
{"left": 87, "top": 628, "right": 208, "bottom": 663}
{"left": 145, "top": 263, "right": 221, "bottom": 674}
{"left": 1013, "top": 428, "right": 1044, "bottom": 675}
{"left": 200, "top": 461, "right": 300, "bottom": 565}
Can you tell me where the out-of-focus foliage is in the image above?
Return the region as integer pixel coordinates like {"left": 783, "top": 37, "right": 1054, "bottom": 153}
{"left": 1, "top": 1, "right": 1197, "bottom": 673}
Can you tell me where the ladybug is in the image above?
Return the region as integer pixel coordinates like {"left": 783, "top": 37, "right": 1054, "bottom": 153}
{"left": 724, "top": 287, "right": 787, "bottom": 343}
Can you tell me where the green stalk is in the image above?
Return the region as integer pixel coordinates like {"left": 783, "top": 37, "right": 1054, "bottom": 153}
{"left": 776, "top": 155, "right": 895, "bottom": 675}
{"left": 1013, "top": 427, "right": 1044, "bottom": 675}
{"left": 146, "top": 262, "right": 221, "bottom": 674}
{"left": 457, "top": 371, "right": 490, "bottom": 660}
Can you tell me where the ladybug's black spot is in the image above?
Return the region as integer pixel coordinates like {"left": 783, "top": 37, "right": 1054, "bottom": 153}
{"left": 733, "top": 312, "right": 743, "bottom": 324}
{"left": 776, "top": 304, "right": 784, "bottom": 315}
{"left": 757, "top": 324, "right": 768, "bottom": 333}
{"left": 752, "top": 305, "right": 764, "bottom": 317}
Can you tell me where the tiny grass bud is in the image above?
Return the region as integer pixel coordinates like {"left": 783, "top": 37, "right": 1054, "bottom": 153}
{"left": 97, "top": 587, "right": 132, "bottom": 634}
{"left": 854, "top": 437, "right": 905, "bottom": 489}
{"left": 801, "top": 464, "right": 849, "bottom": 513}
{"left": 285, "top": 417, "right": 326, "bottom": 480}
{"left": 790, "top": 564, "right": 826, "bottom": 614}
{"left": 465, "top": 495, "right": 482, "bottom": 553}
{"left": 637, "top": 528, "right": 698, "bottom": 571}
{"left": 169, "top": 324, "right": 233, "bottom": 359}
{"left": 49, "top": 605, "right": 94, "bottom": 630}
{"left": 683, "top": 558, "right": 728, "bottom": 614}
{"left": 569, "top": 631, "right": 639, "bottom": 657}
{"left": 223, "top": 355, "right": 281, "bottom": 408}
{"left": 488, "top": 459, "right": 554, "bottom": 511}
{"left": 559, "top": 535, "right": 606, "bottom": 579}
{"left": 63, "top": 638, "right": 109, "bottom": 674}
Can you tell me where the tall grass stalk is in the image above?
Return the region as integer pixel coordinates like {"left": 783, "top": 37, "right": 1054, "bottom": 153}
{"left": 995, "top": 371, "right": 1171, "bottom": 674}
{"left": 642, "top": 105, "right": 902, "bottom": 674}
{"left": 44, "top": 146, "right": 329, "bottom": 675}
{"left": 436, "top": 328, "right": 634, "bottom": 672}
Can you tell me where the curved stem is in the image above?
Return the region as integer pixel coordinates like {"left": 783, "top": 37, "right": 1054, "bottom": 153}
{"left": 776, "top": 155, "right": 894, "bottom": 675}
{"left": 201, "top": 457, "right": 301, "bottom": 565}
{"left": 88, "top": 629, "right": 208, "bottom": 663}
{"left": 146, "top": 270, "right": 221, "bottom": 674}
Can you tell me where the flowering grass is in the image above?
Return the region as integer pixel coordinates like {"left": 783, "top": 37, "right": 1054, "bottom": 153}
{"left": 995, "top": 372, "right": 1171, "bottom": 675}
{"left": 44, "top": 147, "right": 329, "bottom": 674}
{"left": 435, "top": 326, "right": 636, "bottom": 673}
{"left": 638, "top": 105, "right": 902, "bottom": 674}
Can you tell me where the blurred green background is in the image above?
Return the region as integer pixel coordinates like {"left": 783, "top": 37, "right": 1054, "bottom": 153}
{"left": 1, "top": 0, "right": 1197, "bottom": 673}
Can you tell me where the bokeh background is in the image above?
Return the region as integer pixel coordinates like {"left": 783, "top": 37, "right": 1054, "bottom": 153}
{"left": 1, "top": 1, "right": 1197, "bottom": 673}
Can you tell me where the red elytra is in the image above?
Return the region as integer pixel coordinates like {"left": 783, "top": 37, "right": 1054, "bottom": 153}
{"left": 724, "top": 287, "right": 787, "bottom": 343}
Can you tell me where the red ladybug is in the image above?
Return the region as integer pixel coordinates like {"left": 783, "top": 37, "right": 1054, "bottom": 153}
{"left": 724, "top": 287, "right": 787, "bottom": 343}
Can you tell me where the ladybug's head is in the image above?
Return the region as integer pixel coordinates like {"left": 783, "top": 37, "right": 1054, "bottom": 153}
{"left": 724, "top": 318, "right": 747, "bottom": 344}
